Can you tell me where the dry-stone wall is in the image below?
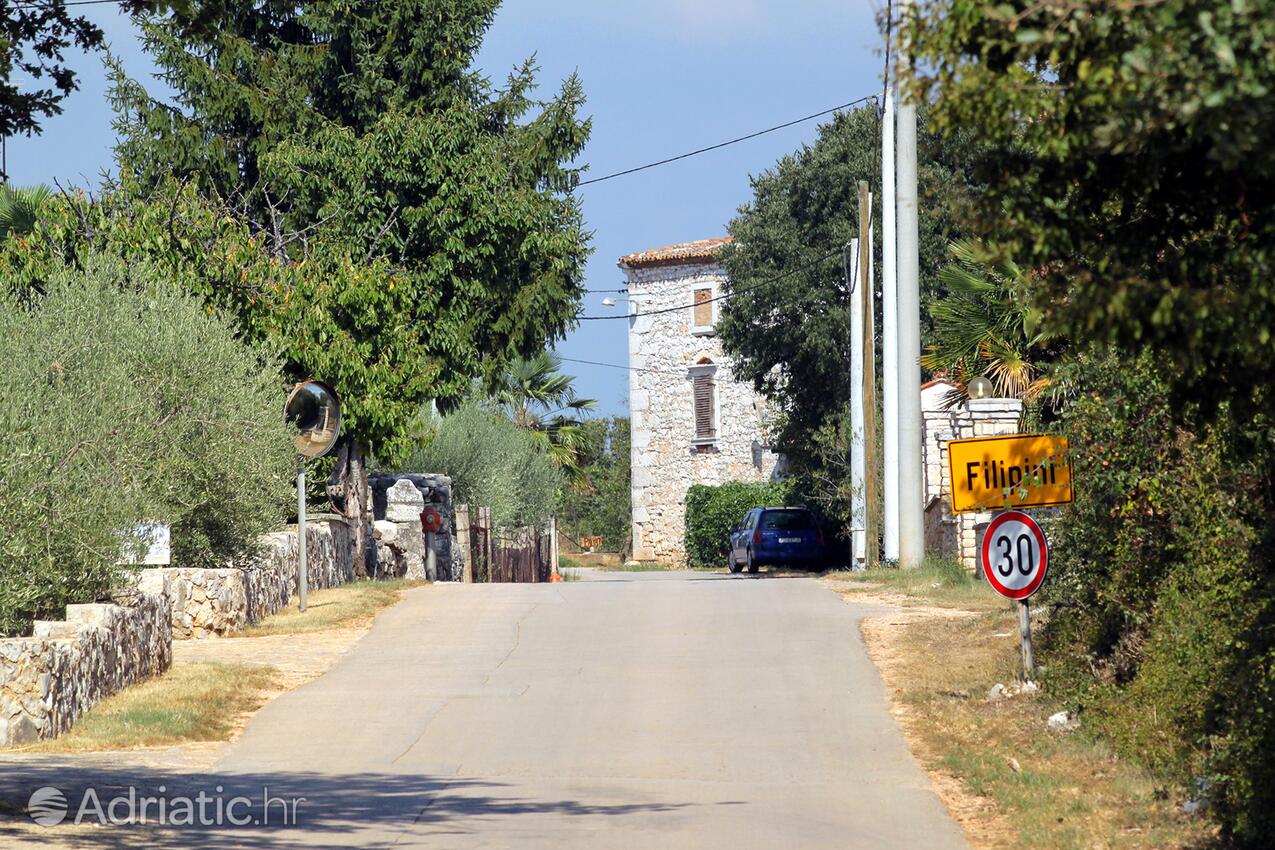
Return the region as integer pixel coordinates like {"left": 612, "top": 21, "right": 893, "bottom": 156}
{"left": 370, "top": 473, "right": 456, "bottom": 581}
{"left": 0, "top": 577, "right": 172, "bottom": 747}
{"left": 143, "top": 519, "right": 354, "bottom": 639}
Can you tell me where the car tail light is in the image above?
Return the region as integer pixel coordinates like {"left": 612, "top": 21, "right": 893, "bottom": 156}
{"left": 752, "top": 529, "right": 762, "bottom": 544}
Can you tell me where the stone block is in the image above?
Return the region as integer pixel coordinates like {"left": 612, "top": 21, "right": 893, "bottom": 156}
{"left": 385, "top": 479, "right": 425, "bottom": 523}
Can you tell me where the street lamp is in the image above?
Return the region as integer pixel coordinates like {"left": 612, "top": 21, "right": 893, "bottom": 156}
{"left": 967, "top": 375, "right": 995, "bottom": 400}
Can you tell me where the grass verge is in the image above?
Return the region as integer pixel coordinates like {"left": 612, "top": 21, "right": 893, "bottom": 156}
{"left": 31, "top": 662, "right": 279, "bottom": 752}
{"left": 826, "top": 555, "right": 1003, "bottom": 611}
{"left": 829, "top": 563, "right": 1214, "bottom": 850}
{"left": 233, "top": 578, "right": 423, "bottom": 637}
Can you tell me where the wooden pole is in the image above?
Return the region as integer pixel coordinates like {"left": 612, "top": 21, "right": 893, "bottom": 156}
{"left": 859, "top": 181, "right": 880, "bottom": 570}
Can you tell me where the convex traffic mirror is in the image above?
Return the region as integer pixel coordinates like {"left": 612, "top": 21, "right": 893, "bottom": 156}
{"left": 285, "top": 380, "right": 342, "bottom": 458}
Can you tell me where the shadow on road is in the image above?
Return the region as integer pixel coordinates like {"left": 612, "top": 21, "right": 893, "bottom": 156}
{"left": 0, "top": 762, "right": 695, "bottom": 848}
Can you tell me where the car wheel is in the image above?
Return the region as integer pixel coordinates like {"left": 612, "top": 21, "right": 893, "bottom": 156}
{"left": 746, "top": 550, "right": 759, "bottom": 574}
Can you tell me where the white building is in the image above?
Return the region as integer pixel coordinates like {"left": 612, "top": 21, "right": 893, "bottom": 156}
{"left": 621, "top": 237, "right": 781, "bottom": 563}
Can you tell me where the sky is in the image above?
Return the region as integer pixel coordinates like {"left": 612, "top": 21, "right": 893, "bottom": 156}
{"left": 10, "top": 1, "right": 886, "bottom": 417}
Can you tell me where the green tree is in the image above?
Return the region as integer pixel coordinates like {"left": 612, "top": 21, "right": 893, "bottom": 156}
{"left": 716, "top": 104, "right": 979, "bottom": 482}
{"left": 491, "top": 353, "right": 598, "bottom": 482}
{"left": 0, "top": 184, "right": 50, "bottom": 239}
{"left": 559, "top": 417, "right": 631, "bottom": 552}
{"left": 0, "top": 2, "right": 218, "bottom": 151}
{"left": 0, "top": 253, "right": 292, "bottom": 636}
{"left": 404, "top": 402, "right": 562, "bottom": 528}
{"left": 105, "top": 0, "right": 591, "bottom": 574}
{"left": 901, "top": 0, "right": 1275, "bottom": 423}
{"left": 920, "top": 240, "right": 1061, "bottom": 407}
{"left": 901, "top": 4, "right": 1275, "bottom": 842}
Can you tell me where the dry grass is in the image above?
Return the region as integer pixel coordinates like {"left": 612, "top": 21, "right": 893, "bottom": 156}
{"left": 30, "top": 662, "right": 278, "bottom": 752}
{"left": 826, "top": 557, "right": 1004, "bottom": 611}
{"left": 838, "top": 568, "right": 1216, "bottom": 850}
{"left": 232, "top": 578, "right": 423, "bottom": 637}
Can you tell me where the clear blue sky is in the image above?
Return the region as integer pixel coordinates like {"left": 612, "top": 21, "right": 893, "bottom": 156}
{"left": 10, "top": 1, "right": 885, "bottom": 417}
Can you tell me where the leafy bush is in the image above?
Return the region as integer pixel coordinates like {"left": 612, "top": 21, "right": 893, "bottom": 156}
{"left": 1040, "top": 352, "right": 1275, "bottom": 845}
{"left": 684, "top": 480, "right": 799, "bottom": 568}
{"left": 403, "top": 403, "right": 562, "bottom": 528}
{"left": 0, "top": 254, "right": 293, "bottom": 636}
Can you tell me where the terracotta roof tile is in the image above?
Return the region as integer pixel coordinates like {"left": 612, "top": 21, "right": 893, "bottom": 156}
{"left": 618, "top": 236, "right": 732, "bottom": 269}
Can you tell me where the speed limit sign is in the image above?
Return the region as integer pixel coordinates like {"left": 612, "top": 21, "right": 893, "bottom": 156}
{"left": 981, "top": 510, "right": 1048, "bottom": 600}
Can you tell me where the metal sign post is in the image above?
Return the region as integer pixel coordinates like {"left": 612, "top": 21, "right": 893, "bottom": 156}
{"left": 297, "top": 458, "right": 308, "bottom": 612}
{"left": 981, "top": 509, "right": 1049, "bottom": 682}
{"left": 285, "top": 381, "right": 342, "bottom": 614}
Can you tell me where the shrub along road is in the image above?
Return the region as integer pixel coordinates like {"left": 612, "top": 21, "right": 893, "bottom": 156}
{"left": 0, "top": 571, "right": 967, "bottom": 848}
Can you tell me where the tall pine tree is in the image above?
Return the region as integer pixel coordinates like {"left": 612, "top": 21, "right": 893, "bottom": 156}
{"left": 111, "top": 0, "right": 591, "bottom": 573}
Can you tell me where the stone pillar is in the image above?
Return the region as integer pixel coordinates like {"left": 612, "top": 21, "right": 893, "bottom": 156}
{"left": 454, "top": 504, "right": 472, "bottom": 583}
{"left": 955, "top": 399, "right": 1024, "bottom": 571}
{"left": 920, "top": 396, "right": 1024, "bottom": 571}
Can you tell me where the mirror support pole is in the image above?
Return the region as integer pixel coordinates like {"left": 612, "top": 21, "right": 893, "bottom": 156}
{"left": 297, "top": 457, "right": 308, "bottom": 613}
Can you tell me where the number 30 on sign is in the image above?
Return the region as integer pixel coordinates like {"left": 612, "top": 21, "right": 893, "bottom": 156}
{"left": 981, "top": 510, "right": 1048, "bottom": 600}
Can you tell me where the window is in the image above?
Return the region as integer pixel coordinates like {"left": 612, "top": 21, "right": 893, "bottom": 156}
{"left": 693, "top": 372, "right": 716, "bottom": 441}
{"left": 692, "top": 287, "right": 714, "bottom": 334}
{"left": 760, "top": 510, "right": 816, "bottom": 531}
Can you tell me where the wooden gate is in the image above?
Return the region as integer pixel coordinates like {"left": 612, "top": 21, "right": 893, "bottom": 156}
{"left": 490, "top": 526, "right": 551, "bottom": 583}
{"left": 465, "top": 508, "right": 549, "bottom": 583}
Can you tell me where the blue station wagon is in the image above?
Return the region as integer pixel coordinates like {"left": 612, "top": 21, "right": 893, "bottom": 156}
{"left": 728, "top": 507, "right": 824, "bottom": 573}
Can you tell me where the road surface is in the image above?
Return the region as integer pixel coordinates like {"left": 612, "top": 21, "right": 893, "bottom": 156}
{"left": 3, "top": 570, "right": 968, "bottom": 849}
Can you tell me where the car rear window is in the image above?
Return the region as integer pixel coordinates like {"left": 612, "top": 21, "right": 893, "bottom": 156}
{"left": 760, "top": 510, "right": 815, "bottom": 530}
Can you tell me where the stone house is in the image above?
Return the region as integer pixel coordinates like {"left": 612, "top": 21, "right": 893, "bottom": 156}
{"left": 621, "top": 237, "right": 781, "bottom": 562}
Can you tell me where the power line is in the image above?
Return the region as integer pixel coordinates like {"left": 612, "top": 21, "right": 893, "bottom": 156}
{"left": 575, "top": 95, "right": 877, "bottom": 187}
{"left": 576, "top": 245, "right": 845, "bottom": 320}
{"left": 556, "top": 356, "right": 675, "bottom": 375}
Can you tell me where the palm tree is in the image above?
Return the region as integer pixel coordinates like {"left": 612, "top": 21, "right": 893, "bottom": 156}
{"left": 492, "top": 352, "right": 598, "bottom": 483}
{"left": 920, "top": 240, "right": 1062, "bottom": 408}
{"left": 0, "top": 184, "right": 52, "bottom": 240}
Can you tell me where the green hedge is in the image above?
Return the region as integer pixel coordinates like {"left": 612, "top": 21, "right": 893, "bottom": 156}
{"left": 684, "top": 480, "right": 799, "bottom": 567}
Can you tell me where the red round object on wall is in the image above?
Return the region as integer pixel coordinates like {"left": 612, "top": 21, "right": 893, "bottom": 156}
{"left": 420, "top": 508, "right": 443, "bottom": 533}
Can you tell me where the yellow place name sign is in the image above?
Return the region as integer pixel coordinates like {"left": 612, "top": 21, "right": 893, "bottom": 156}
{"left": 947, "top": 433, "right": 1073, "bottom": 514}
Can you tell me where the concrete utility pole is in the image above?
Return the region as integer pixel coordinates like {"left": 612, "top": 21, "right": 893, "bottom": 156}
{"left": 881, "top": 88, "right": 900, "bottom": 562}
{"left": 895, "top": 0, "right": 925, "bottom": 568}
{"left": 848, "top": 239, "right": 865, "bottom": 566}
{"left": 859, "top": 182, "right": 880, "bottom": 571}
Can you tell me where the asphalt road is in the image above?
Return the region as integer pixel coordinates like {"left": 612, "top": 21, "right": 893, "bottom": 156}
{"left": 3, "top": 570, "right": 969, "bottom": 849}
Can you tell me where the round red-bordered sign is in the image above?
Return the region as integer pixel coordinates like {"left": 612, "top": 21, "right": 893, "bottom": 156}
{"left": 981, "top": 510, "right": 1049, "bottom": 600}
{"left": 420, "top": 508, "right": 443, "bottom": 534}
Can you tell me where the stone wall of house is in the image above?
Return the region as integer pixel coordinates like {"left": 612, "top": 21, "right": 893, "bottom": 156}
{"left": 0, "top": 577, "right": 172, "bottom": 747}
{"left": 921, "top": 393, "right": 1025, "bottom": 572}
{"left": 143, "top": 519, "right": 354, "bottom": 639}
{"left": 625, "top": 258, "right": 780, "bottom": 562}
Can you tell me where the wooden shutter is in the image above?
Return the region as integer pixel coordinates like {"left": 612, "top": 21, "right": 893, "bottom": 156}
{"left": 693, "top": 288, "right": 713, "bottom": 328}
{"left": 693, "top": 373, "right": 716, "bottom": 440}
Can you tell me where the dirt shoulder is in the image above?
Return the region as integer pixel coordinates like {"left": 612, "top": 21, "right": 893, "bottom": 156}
{"left": 827, "top": 571, "right": 1213, "bottom": 850}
